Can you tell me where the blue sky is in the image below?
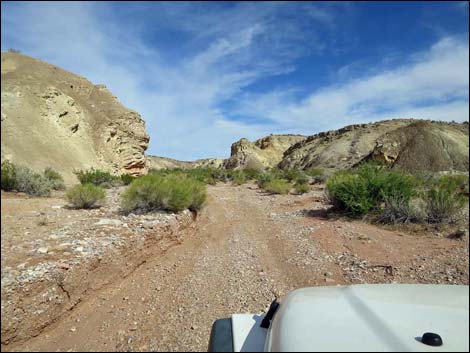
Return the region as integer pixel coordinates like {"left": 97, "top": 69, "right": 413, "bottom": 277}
{"left": 1, "top": 1, "right": 469, "bottom": 160}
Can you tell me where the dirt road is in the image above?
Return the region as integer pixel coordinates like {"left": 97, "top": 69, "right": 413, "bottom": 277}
{"left": 3, "top": 183, "right": 469, "bottom": 351}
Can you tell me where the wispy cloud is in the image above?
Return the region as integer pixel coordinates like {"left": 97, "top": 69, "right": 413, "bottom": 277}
{"left": 1, "top": 2, "right": 468, "bottom": 160}
{"left": 235, "top": 37, "right": 469, "bottom": 133}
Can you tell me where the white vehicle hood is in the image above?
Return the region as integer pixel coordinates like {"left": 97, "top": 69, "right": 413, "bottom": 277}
{"left": 231, "top": 284, "right": 469, "bottom": 352}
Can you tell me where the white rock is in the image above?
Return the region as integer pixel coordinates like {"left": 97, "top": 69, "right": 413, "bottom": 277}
{"left": 95, "top": 219, "right": 122, "bottom": 226}
{"left": 37, "top": 247, "right": 48, "bottom": 254}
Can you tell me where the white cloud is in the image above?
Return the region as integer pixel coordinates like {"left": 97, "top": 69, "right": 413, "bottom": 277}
{"left": 238, "top": 37, "right": 469, "bottom": 133}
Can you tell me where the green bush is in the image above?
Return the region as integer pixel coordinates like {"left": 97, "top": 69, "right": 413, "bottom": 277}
{"left": 243, "top": 168, "right": 262, "bottom": 180}
{"left": 120, "top": 173, "right": 135, "bottom": 185}
{"left": 305, "top": 168, "right": 324, "bottom": 177}
{"left": 294, "top": 173, "right": 309, "bottom": 185}
{"left": 206, "top": 176, "right": 217, "bottom": 185}
{"left": 232, "top": 171, "right": 247, "bottom": 185}
{"left": 326, "top": 163, "right": 416, "bottom": 217}
{"left": 66, "top": 183, "right": 106, "bottom": 209}
{"left": 43, "top": 167, "right": 65, "bottom": 190}
{"left": 436, "top": 174, "right": 469, "bottom": 199}
{"left": 279, "top": 169, "right": 302, "bottom": 182}
{"left": 424, "top": 177, "right": 467, "bottom": 223}
{"left": 306, "top": 168, "right": 328, "bottom": 184}
{"left": 74, "top": 168, "right": 118, "bottom": 187}
{"left": 14, "top": 166, "right": 52, "bottom": 196}
{"left": 1, "top": 161, "right": 55, "bottom": 196}
{"left": 294, "top": 182, "right": 310, "bottom": 194}
{"left": 264, "top": 179, "right": 291, "bottom": 195}
{"left": 121, "top": 174, "right": 207, "bottom": 213}
{"left": 1, "top": 160, "right": 17, "bottom": 191}
{"left": 256, "top": 172, "right": 274, "bottom": 189}
{"left": 326, "top": 172, "right": 372, "bottom": 216}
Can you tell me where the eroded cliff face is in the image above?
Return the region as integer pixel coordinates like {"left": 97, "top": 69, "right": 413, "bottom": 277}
{"left": 1, "top": 52, "right": 149, "bottom": 183}
{"left": 224, "top": 134, "right": 306, "bottom": 170}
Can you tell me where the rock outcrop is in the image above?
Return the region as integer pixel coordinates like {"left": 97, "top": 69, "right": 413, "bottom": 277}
{"left": 224, "top": 134, "right": 306, "bottom": 170}
{"left": 279, "top": 119, "right": 469, "bottom": 173}
{"left": 1, "top": 52, "right": 149, "bottom": 183}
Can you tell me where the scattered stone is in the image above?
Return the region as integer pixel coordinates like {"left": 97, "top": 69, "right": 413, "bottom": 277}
{"left": 37, "top": 247, "right": 49, "bottom": 254}
{"left": 57, "top": 263, "right": 70, "bottom": 270}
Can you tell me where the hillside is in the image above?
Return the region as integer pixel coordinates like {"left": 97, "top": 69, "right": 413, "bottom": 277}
{"left": 279, "top": 119, "right": 469, "bottom": 172}
{"left": 147, "top": 156, "right": 224, "bottom": 170}
{"left": 1, "top": 52, "right": 149, "bottom": 184}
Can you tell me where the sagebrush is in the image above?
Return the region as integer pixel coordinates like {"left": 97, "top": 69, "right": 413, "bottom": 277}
{"left": 263, "top": 179, "right": 291, "bottom": 195}
{"left": 74, "top": 168, "right": 119, "bottom": 188}
{"left": 121, "top": 174, "right": 207, "bottom": 213}
{"left": 66, "top": 184, "right": 106, "bottom": 209}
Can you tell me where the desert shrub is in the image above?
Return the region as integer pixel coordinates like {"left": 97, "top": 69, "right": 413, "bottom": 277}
{"left": 232, "top": 171, "right": 247, "bottom": 185}
{"left": 377, "top": 192, "right": 426, "bottom": 224}
{"left": 120, "top": 173, "right": 135, "bottom": 185}
{"left": 436, "top": 174, "right": 469, "bottom": 199}
{"left": 66, "top": 183, "right": 105, "bottom": 209}
{"left": 43, "top": 167, "right": 65, "bottom": 190}
{"left": 209, "top": 168, "right": 228, "bottom": 182}
{"left": 280, "top": 169, "right": 302, "bottom": 182}
{"left": 294, "top": 173, "right": 309, "bottom": 185}
{"left": 357, "top": 163, "right": 416, "bottom": 206}
{"left": 188, "top": 181, "right": 208, "bottom": 211}
{"left": 326, "top": 164, "right": 416, "bottom": 217}
{"left": 256, "top": 172, "right": 274, "bottom": 189}
{"left": 206, "top": 176, "right": 217, "bottom": 185}
{"left": 424, "top": 178, "right": 467, "bottom": 223}
{"left": 74, "top": 168, "right": 118, "bottom": 188}
{"left": 1, "top": 160, "right": 17, "bottom": 191}
{"left": 1, "top": 162, "right": 55, "bottom": 196}
{"left": 294, "top": 182, "right": 310, "bottom": 194}
{"left": 326, "top": 173, "right": 372, "bottom": 216}
{"left": 120, "top": 174, "right": 207, "bottom": 213}
{"left": 243, "top": 168, "right": 262, "bottom": 180}
{"left": 305, "top": 168, "right": 324, "bottom": 177}
{"left": 14, "top": 166, "right": 52, "bottom": 196}
{"left": 264, "top": 179, "right": 291, "bottom": 195}
{"left": 306, "top": 168, "right": 329, "bottom": 184}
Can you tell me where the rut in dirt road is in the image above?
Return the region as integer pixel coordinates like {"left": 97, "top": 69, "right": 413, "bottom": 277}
{"left": 6, "top": 184, "right": 469, "bottom": 352}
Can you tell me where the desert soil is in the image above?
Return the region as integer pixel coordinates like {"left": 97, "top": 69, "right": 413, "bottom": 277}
{"left": 1, "top": 183, "right": 469, "bottom": 352}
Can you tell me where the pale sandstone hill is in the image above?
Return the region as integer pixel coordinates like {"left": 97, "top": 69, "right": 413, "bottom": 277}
{"left": 1, "top": 52, "right": 149, "bottom": 184}
{"left": 279, "top": 119, "right": 469, "bottom": 172}
{"left": 147, "top": 155, "right": 224, "bottom": 170}
{"left": 224, "top": 134, "right": 306, "bottom": 170}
